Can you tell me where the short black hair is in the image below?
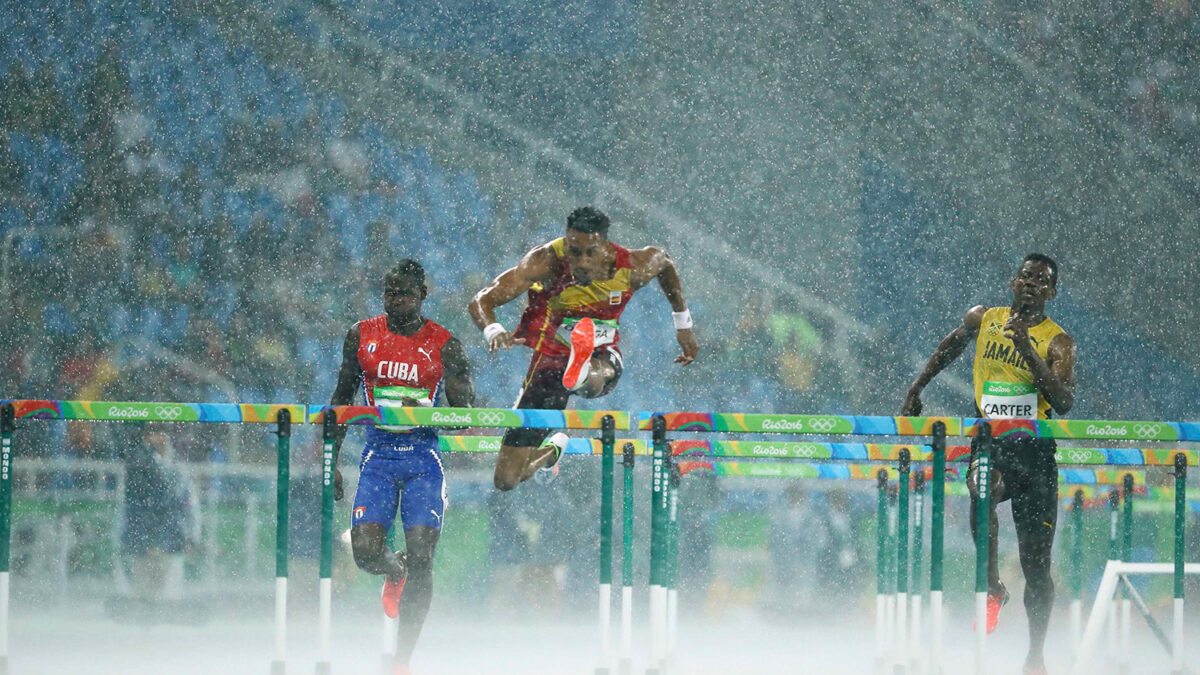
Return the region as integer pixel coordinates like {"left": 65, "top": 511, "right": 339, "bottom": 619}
{"left": 1022, "top": 253, "right": 1058, "bottom": 286}
{"left": 566, "top": 206, "right": 610, "bottom": 237}
{"left": 386, "top": 258, "right": 425, "bottom": 286}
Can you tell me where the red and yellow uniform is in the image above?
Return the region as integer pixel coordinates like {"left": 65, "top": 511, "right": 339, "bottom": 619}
{"left": 514, "top": 238, "right": 634, "bottom": 358}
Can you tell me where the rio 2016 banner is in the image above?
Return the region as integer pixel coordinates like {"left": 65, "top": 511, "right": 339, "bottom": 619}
{"left": 638, "top": 412, "right": 962, "bottom": 437}
{"left": 671, "top": 439, "right": 1196, "bottom": 468}
{"left": 304, "top": 405, "right": 627, "bottom": 430}
{"left": 0, "top": 400, "right": 628, "bottom": 430}
{"left": 674, "top": 459, "right": 1148, "bottom": 488}
{"left": 4, "top": 400, "right": 305, "bottom": 424}
{"left": 963, "top": 417, "right": 1200, "bottom": 442}
{"left": 4, "top": 401, "right": 1197, "bottom": 444}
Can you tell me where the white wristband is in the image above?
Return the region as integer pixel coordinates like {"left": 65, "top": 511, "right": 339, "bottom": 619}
{"left": 672, "top": 309, "right": 693, "bottom": 331}
{"left": 483, "top": 322, "right": 507, "bottom": 344}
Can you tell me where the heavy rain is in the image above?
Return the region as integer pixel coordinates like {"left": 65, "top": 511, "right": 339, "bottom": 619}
{"left": 1, "top": 0, "right": 1198, "bottom": 673}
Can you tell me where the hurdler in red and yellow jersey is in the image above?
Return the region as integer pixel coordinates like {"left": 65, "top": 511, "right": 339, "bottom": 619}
{"left": 513, "top": 236, "right": 634, "bottom": 359}
{"left": 469, "top": 206, "right": 700, "bottom": 493}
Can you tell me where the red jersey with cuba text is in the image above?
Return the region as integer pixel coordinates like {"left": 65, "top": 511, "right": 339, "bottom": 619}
{"left": 357, "top": 315, "right": 452, "bottom": 434}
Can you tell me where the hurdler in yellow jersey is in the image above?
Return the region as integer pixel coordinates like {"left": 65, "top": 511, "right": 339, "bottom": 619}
{"left": 901, "top": 254, "right": 1077, "bottom": 675}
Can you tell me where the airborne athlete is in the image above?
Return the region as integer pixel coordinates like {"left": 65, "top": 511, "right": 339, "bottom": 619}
{"left": 468, "top": 206, "right": 699, "bottom": 491}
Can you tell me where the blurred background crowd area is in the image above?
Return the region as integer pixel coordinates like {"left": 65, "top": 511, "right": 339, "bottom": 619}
{"left": 4, "top": 0, "right": 1200, "bottom": 458}
{"left": 940, "top": 0, "right": 1200, "bottom": 145}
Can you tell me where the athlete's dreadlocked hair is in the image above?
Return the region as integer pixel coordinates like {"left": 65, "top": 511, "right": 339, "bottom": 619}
{"left": 1022, "top": 253, "right": 1058, "bottom": 287}
{"left": 567, "top": 206, "right": 611, "bottom": 237}
{"left": 386, "top": 259, "right": 425, "bottom": 286}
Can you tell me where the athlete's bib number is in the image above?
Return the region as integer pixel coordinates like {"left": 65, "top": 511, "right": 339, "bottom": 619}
{"left": 980, "top": 381, "right": 1037, "bottom": 419}
{"left": 555, "top": 317, "right": 618, "bottom": 348}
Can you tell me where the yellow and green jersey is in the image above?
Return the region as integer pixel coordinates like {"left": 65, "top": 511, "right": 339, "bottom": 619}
{"left": 973, "top": 306, "right": 1066, "bottom": 420}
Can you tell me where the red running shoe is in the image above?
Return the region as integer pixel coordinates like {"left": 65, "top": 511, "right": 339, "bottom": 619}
{"left": 973, "top": 588, "right": 1009, "bottom": 634}
{"left": 1021, "top": 666, "right": 1048, "bottom": 675}
{"left": 562, "top": 318, "right": 596, "bottom": 391}
{"left": 381, "top": 552, "right": 408, "bottom": 619}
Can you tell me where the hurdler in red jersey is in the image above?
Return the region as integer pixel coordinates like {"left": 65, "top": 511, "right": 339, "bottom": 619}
{"left": 329, "top": 259, "right": 474, "bottom": 672}
{"left": 469, "top": 206, "right": 700, "bottom": 492}
{"left": 356, "top": 313, "right": 453, "bottom": 443}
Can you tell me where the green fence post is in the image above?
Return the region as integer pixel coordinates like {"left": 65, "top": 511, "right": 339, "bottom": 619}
{"left": 895, "top": 449, "right": 910, "bottom": 675}
{"left": 317, "top": 410, "right": 336, "bottom": 675}
{"left": 272, "top": 409, "right": 291, "bottom": 675}
{"left": 1070, "top": 489, "right": 1084, "bottom": 655}
{"left": 666, "top": 464, "right": 680, "bottom": 673}
{"left": 0, "top": 403, "right": 14, "bottom": 675}
{"left": 973, "top": 422, "right": 993, "bottom": 673}
{"left": 648, "top": 416, "right": 667, "bottom": 675}
{"left": 597, "top": 415, "right": 615, "bottom": 675}
{"left": 929, "top": 421, "right": 946, "bottom": 675}
{"left": 911, "top": 469, "right": 925, "bottom": 675}
{"left": 1171, "top": 453, "right": 1187, "bottom": 675}
{"left": 619, "top": 442, "right": 635, "bottom": 675}
{"left": 876, "top": 469, "right": 889, "bottom": 673}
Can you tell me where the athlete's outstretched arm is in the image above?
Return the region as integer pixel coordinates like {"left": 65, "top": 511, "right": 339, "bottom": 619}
{"left": 901, "top": 305, "right": 985, "bottom": 416}
{"left": 440, "top": 337, "right": 475, "bottom": 408}
{"left": 328, "top": 323, "right": 362, "bottom": 500}
{"left": 468, "top": 245, "right": 555, "bottom": 352}
{"left": 632, "top": 247, "right": 699, "bottom": 366}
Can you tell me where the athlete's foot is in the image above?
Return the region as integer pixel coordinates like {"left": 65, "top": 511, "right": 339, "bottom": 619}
{"left": 392, "top": 664, "right": 412, "bottom": 675}
{"left": 562, "top": 318, "right": 596, "bottom": 391}
{"left": 1021, "top": 665, "right": 1048, "bottom": 675}
{"left": 534, "top": 432, "right": 569, "bottom": 484}
{"left": 381, "top": 552, "right": 408, "bottom": 618}
{"left": 974, "top": 587, "right": 1009, "bottom": 634}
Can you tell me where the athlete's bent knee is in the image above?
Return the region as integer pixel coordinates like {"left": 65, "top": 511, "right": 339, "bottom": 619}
{"left": 352, "top": 539, "right": 386, "bottom": 573}
{"left": 493, "top": 470, "right": 520, "bottom": 492}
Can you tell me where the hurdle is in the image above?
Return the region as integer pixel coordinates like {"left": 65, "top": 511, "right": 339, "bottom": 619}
{"left": 1, "top": 400, "right": 1195, "bottom": 675}
{"left": 645, "top": 410, "right": 1197, "bottom": 675}
{"left": 0, "top": 400, "right": 626, "bottom": 675}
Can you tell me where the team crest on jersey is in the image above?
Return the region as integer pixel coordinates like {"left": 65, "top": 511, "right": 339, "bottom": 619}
{"left": 609, "top": 290, "right": 622, "bottom": 305}
{"left": 367, "top": 342, "right": 377, "bottom": 353}
{"left": 354, "top": 506, "right": 366, "bottom": 520}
